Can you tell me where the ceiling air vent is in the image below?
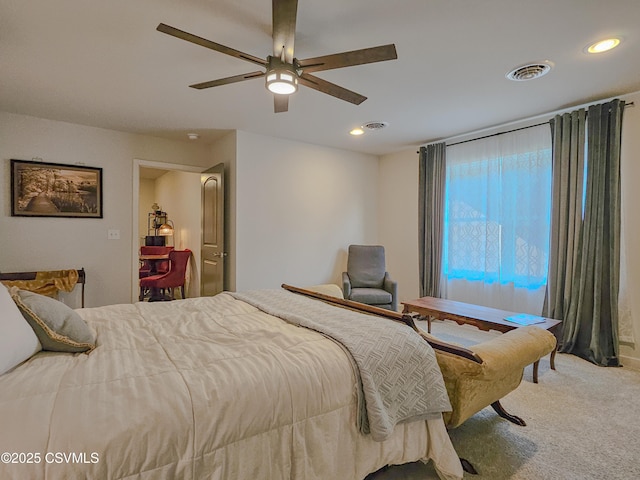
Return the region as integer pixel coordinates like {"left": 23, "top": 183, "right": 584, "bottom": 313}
{"left": 363, "top": 121, "right": 389, "bottom": 131}
{"left": 506, "top": 61, "right": 553, "bottom": 81}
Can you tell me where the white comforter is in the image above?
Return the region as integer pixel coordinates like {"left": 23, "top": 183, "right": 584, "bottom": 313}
{"left": 0, "top": 293, "right": 463, "bottom": 480}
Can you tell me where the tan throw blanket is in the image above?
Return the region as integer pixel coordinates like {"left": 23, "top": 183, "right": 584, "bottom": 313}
{"left": 230, "top": 289, "right": 451, "bottom": 441}
{"left": 0, "top": 269, "right": 78, "bottom": 298}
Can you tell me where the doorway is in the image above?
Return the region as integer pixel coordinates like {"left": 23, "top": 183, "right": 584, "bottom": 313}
{"left": 132, "top": 159, "right": 205, "bottom": 303}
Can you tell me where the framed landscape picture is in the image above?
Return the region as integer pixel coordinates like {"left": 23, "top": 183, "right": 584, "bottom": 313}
{"left": 11, "top": 159, "right": 103, "bottom": 218}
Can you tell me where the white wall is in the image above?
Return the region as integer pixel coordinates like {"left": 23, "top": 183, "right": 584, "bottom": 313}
{"left": 209, "top": 131, "right": 237, "bottom": 292}
{"left": 378, "top": 149, "right": 420, "bottom": 303}
{"left": 379, "top": 92, "right": 640, "bottom": 366}
{"left": 0, "top": 115, "right": 378, "bottom": 305}
{"left": 0, "top": 112, "right": 212, "bottom": 307}
{"left": 138, "top": 178, "right": 156, "bottom": 243}
{"left": 619, "top": 91, "right": 640, "bottom": 367}
{"left": 232, "top": 130, "right": 379, "bottom": 291}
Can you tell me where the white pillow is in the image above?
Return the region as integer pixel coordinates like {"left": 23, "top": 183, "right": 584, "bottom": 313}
{"left": 0, "top": 285, "right": 42, "bottom": 375}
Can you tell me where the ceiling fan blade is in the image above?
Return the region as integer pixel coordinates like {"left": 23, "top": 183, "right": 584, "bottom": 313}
{"left": 298, "top": 44, "right": 398, "bottom": 73}
{"left": 274, "top": 94, "right": 289, "bottom": 113}
{"left": 298, "top": 73, "right": 367, "bottom": 105}
{"left": 189, "top": 71, "right": 265, "bottom": 90}
{"left": 157, "top": 23, "right": 267, "bottom": 68}
{"left": 272, "top": 0, "right": 298, "bottom": 63}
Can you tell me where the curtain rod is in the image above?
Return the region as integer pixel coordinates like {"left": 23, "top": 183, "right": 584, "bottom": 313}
{"left": 446, "top": 121, "right": 549, "bottom": 147}
{"left": 417, "top": 101, "right": 634, "bottom": 153}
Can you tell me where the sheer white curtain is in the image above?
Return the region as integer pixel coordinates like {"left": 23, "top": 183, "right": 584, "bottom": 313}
{"left": 442, "top": 124, "right": 552, "bottom": 314}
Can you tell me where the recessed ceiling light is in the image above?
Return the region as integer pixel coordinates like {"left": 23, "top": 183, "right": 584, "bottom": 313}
{"left": 350, "top": 127, "right": 365, "bottom": 136}
{"left": 586, "top": 38, "right": 621, "bottom": 54}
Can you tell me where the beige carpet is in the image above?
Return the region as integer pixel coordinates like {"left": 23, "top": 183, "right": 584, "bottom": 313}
{"left": 367, "top": 319, "right": 640, "bottom": 480}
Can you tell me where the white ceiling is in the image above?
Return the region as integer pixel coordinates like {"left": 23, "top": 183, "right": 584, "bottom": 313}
{"left": 2, "top": 0, "right": 639, "bottom": 155}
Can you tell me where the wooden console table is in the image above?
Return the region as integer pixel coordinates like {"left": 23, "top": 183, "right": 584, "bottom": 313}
{"left": 402, "top": 296, "right": 561, "bottom": 383}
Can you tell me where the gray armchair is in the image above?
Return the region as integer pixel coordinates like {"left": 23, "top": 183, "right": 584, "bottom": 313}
{"left": 342, "top": 245, "right": 398, "bottom": 311}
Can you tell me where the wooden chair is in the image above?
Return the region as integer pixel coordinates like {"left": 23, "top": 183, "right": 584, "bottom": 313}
{"left": 139, "top": 249, "right": 191, "bottom": 301}
{"left": 139, "top": 246, "right": 173, "bottom": 278}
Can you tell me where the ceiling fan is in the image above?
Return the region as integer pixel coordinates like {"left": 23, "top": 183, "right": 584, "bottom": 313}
{"left": 157, "top": 0, "right": 397, "bottom": 113}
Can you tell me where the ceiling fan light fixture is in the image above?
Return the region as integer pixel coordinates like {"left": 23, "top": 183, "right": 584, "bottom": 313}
{"left": 157, "top": 0, "right": 399, "bottom": 113}
{"left": 265, "top": 59, "right": 299, "bottom": 95}
{"left": 267, "top": 76, "right": 297, "bottom": 94}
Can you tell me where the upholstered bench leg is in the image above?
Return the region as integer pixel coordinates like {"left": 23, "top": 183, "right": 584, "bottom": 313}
{"left": 491, "top": 401, "right": 526, "bottom": 426}
{"left": 533, "top": 360, "right": 540, "bottom": 383}
{"left": 533, "top": 349, "right": 558, "bottom": 384}
{"left": 460, "top": 458, "right": 478, "bottom": 474}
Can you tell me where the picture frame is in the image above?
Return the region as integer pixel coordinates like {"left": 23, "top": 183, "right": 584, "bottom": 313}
{"left": 10, "top": 159, "right": 103, "bottom": 218}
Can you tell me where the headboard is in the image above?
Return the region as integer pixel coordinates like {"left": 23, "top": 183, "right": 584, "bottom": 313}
{"left": 0, "top": 268, "right": 86, "bottom": 307}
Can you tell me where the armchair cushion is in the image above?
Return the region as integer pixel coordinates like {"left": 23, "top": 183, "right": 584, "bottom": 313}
{"left": 347, "top": 245, "right": 386, "bottom": 288}
{"left": 350, "top": 287, "right": 392, "bottom": 306}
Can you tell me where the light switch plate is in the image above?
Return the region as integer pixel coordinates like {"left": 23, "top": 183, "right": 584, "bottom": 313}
{"left": 107, "top": 229, "right": 120, "bottom": 240}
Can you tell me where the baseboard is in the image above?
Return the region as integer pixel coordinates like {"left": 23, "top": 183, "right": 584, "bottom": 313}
{"left": 620, "top": 354, "right": 640, "bottom": 371}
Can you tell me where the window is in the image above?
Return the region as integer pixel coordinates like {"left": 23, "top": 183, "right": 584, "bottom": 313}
{"left": 442, "top": 124, "right": 552, "bottom": 312}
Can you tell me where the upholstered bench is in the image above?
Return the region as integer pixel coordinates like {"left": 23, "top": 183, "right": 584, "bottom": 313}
{"left": 420, "top": 327, "right": 556, "bottom": 428}
{"left": 288, "top": 284, "right": 557, "bottom": 429}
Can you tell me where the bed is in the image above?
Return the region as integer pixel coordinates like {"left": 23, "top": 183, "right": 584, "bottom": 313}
{"left": 0, "top": 285, "right": 463, "bottom": 480}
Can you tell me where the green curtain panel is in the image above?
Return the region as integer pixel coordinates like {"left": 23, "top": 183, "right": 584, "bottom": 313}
{"left": 552, "top": 99, "right": 625, "bottom": 366}
{"left": 543, "top": 109, "right": 586, "bottom": 320}
{"left": 418, "top": 143, "right": 446, "bottom": 297}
